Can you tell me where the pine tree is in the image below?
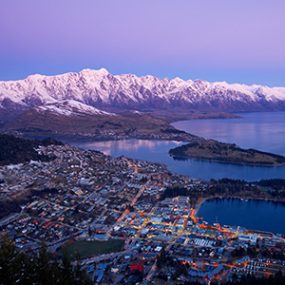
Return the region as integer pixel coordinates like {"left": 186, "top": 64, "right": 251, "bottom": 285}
{"left": 0, "top": 235, "right": 23, "bottom": 285}
{"left": 60, "top": 247, "right": 73, "bottom": 285}
{"left": 37, "top": 240, "right": 52, "bottom": 285}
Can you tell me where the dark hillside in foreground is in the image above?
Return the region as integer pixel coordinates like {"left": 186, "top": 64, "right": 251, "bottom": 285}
{"left": 0, "top": 135, "right": 62, "bottom": 165}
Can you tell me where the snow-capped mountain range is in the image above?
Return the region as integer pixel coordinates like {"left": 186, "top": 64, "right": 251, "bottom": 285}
{"left": 1, "top": 68, "right": 285, "bottom": 122}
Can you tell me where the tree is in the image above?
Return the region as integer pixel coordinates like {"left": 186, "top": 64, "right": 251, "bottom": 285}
{"left": 74, "top": 251, "right": 84, "bottom": 284}
{"left": 60, "top": 248, "right": 73, "bottom": 285}
{"left": 0, "top": 236, "right": 92, "bottom": 285}
{"left": 37, "top": 240, "right": 53, "bottom": 285}
{"left": 0, "top": 235, "right": 23, "bottom": 285}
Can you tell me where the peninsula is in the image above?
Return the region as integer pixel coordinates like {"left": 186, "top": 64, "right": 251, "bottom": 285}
{"left": 169, "top": 140, "right": 285, "bottom": 166}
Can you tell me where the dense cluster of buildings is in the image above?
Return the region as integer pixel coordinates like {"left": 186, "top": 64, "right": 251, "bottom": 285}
{"left": 0, "top": 144, "right": 284, "bottom": 284}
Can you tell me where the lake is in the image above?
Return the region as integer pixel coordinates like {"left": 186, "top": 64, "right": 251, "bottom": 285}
{"left": 197, "top": 198, "right": 285, "bottom": 235}
{"left": 172, "top": 111, "right": 285, "bottom": 156}
{"left": 71, "top": 112, "right": 285, "bottom": 181}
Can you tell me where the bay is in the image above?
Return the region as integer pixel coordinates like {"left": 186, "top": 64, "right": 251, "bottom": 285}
{"left": 71, "top": 112, "right": 285, "bottom": 181}
{"left": 197, "top": 198, "right": 285, "bottom": 235}
{"left": 70, "top": 112, "right": 285, "bottom": 234}
{"left": 172, "top": 111, "right": 285, "bottom": 156}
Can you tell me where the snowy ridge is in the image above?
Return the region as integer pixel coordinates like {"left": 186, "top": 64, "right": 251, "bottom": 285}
{"left": 36, "top": 100, "right": 116, "bottom": 116}
{"left": 0, "top": 68, "right": 285, "bottom": 120}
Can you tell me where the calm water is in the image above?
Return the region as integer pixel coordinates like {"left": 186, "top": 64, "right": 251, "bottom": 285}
{"left": 172, "top": 111, "right": 285, "bottom": 156}
{"left": 71, "top": 112, "right": 285, "bottom": 234}
{"left": 197, "top": 198, "right": 285, "bottom": 234}
{"left": 71, "top": 112, "right": 285, "bottom": 181}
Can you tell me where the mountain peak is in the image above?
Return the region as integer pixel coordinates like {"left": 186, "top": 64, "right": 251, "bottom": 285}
{"left": 0, "top": 69, "right": 285, "bottom": 124}
{"left": 26, "top": 73, "right": 44, "bottom": 81}
{"left": 98, "top": 67, "right": 109, "bottom": 74}
{"left": 79, "top": 68, "right": 109, "bottom": 78}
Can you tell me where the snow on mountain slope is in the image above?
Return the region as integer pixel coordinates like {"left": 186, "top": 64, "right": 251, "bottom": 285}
{"left": 0, "top": 68, "right": 285, "bottom": 122}
{"left": 36, "top": 100, "right": 116, "bottom": 117}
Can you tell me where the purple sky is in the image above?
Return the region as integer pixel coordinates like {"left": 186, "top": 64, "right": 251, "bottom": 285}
{"left": 0, "top": 0, "right": 284, "bottom": 86}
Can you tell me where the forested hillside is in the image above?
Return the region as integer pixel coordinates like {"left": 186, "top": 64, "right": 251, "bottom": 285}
{"left": 0, "top": 135, "right": 62, "bottom": 165}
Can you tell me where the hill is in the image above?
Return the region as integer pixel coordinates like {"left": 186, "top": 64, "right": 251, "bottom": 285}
{"left": 169, "top": 141, "right": 285, "bottom": 166}
{"left": 0, "top": 135, "right": 62, "bottom": 165}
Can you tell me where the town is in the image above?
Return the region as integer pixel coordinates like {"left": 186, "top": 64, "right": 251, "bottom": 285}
{"left": 0, "top": 144, "right": 285, "bottom": 284}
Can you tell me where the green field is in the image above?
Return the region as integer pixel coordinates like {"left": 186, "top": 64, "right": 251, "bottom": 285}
{"left": 62, "top": 239, "right": 124, "bottom": 259}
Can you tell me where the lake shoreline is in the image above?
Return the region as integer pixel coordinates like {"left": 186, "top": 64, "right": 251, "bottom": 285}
{"left": 169, "top": 140, "right": 285, "bottom": 167}
{"left": 64, "top": 112, "right": 285, "bottom": 181}
{"left": 195, "top": 196, "right": 285, "bottom": 234}
{"left": 195, "top": 196, "right": 285, "bottom": 218}
{"left": 170, "top": 154, "right": 285, "bottom": 167}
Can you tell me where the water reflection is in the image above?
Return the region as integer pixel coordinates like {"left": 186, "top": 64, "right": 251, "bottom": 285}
{"left": 172, "top": 112, "right": 285, "bottom": 156}
{"left": 198, "top": 198, "right": 285, "bottom": 234}
{"left": 75, "top": 140, "right": 182, "bottom": 156}
{"left": 71, "top": 138, "right": 285, "bottom": 181}
{"left": 69, "top": 112, "right": 285, "bottom": 181}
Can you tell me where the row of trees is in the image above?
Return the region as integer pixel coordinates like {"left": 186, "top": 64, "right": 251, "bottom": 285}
{"left": 161, "top": 179, "right": 285, "bottom": 205}
{"left": 0, "top": 236, "right": 91, "bottom": 285}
